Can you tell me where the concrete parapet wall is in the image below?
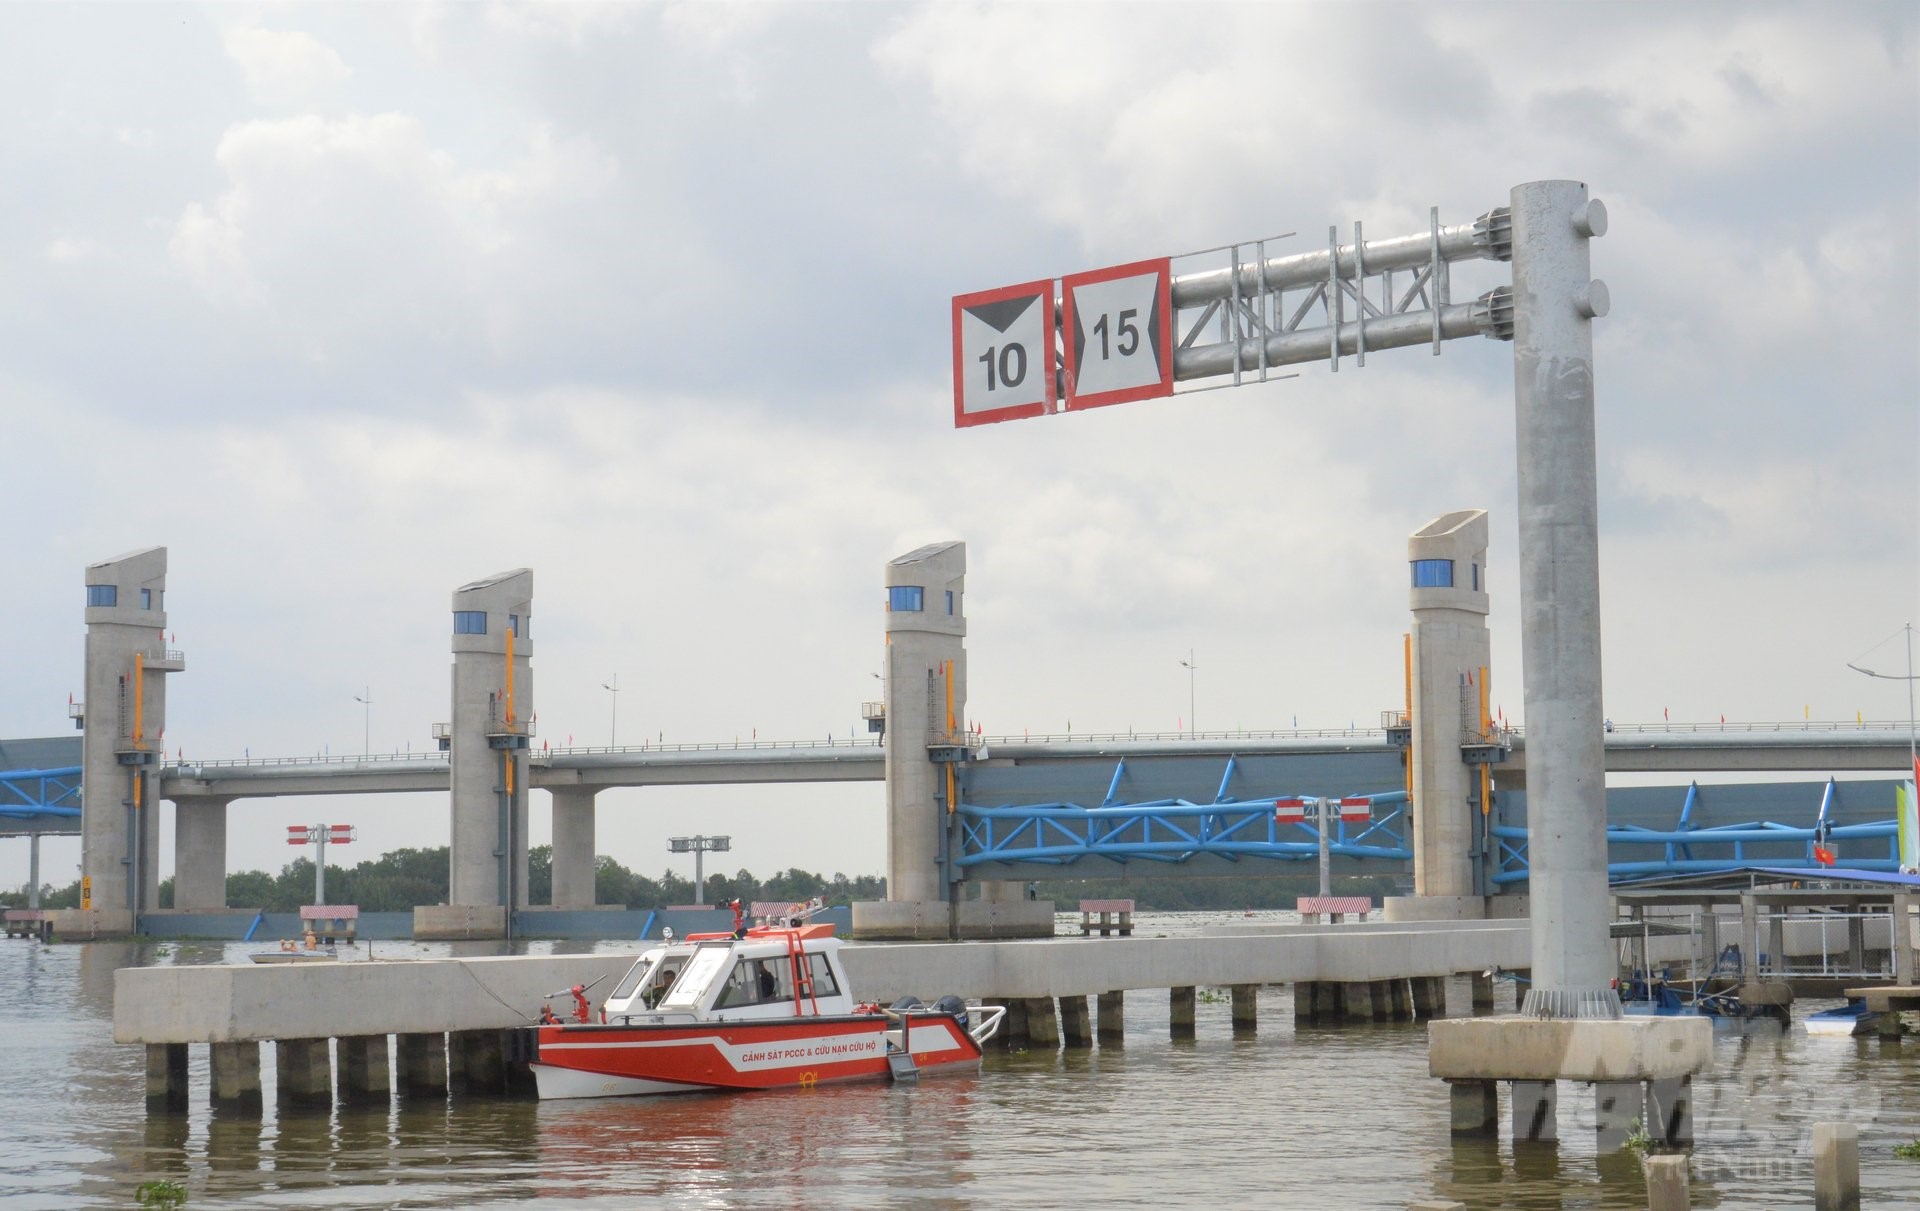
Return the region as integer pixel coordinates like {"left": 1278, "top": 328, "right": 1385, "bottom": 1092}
{"left": 113, "top": 920, "right": 1530, "bottom": 1045}
{"left": 849, "top": 899, "right": 1055, "bottom": 940}
{"left": 1428, "top": 1016, "right": 1711, "bottom": 1083}
{"left": 414, "top": 905, "right": 507, "bottom": 940}
{"left": 45, "top": 908, "right": 136, "bottom": 939}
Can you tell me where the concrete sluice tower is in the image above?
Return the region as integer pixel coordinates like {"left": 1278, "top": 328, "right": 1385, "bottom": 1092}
{"left": 419, "top": 569, "right": 533, "bottom": 940}
{"left": 851, "top": 541, "right": 1051, "bottom": 940}
{"left": 75, "top": 547, "right": 184, "bottom": 931}
{"left": 1385, "top": 509, "right": 1499, "bottom": 922}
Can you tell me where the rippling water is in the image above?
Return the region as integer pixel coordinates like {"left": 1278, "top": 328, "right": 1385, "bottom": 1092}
{"left": 5, "top": 916, "right": 1920, "bottom": 1209}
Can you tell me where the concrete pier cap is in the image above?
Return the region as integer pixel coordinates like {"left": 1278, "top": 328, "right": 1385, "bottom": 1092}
{"left": 1428, "top": 1015, "right": 1710, "bottom": 1084}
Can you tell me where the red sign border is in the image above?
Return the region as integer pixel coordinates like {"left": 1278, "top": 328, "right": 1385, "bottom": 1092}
{"left": 952, "top": 279, "right": 1058, "bottom": 430}
{"left": 1060, "top": 257, "right": 1173, "bottom": 413}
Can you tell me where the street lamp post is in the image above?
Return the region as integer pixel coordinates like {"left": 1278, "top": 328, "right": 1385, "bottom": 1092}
{"left": 602, "top": 675, "right": 620, "bottom": 748}
{"left": 1180, "top": 649, "right": 1198, "bottom": 736}
{"left": 668, "top": 835, "right": 731, "bottom": 905}
{"left": 353, "top": 687, "right": 371, "bottom": 757}
{"left": 1849, "top": 622, "right": 1919, "bottom": 783}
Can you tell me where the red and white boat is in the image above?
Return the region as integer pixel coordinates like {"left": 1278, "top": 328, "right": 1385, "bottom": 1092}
{"left": 523, "top": 904, "right": 1003, "bottom": 1100}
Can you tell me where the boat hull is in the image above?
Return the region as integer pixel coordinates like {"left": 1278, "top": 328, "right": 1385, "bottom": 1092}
{"left": 528, "top": 1013, "right": 981, "bottom": 1100}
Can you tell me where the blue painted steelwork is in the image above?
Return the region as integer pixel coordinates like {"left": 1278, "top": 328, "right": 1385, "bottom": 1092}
{"left": 1491, "top": 778, "right": 1902, "bottom": 885}
{"left": 0, "top": 767, "right": 82, "bottom": 819}
{"left": 954, "top": 750, "right": 1410, "bottom": 869}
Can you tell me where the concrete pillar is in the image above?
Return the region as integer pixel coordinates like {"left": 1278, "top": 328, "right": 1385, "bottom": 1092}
{"left": 1384, "top": 979, "right": 1411, "bottom": 1021}
{"left": 1739, "top": 894, "right": 1759, "bottom": 982}
{"left": 1593, "top": 1080, "right": 1641, "bottom": 1153}
{"left": 1058, "top": 995, "right": 1091, "bottom": 1048}
{"left": 1340, "top": 981, "right": 1375, "bottom": 1022}
{"left": 172, "top": 796, "right": 232, "bottom": 909}
{"left": 1312, "top": 981, "right": 1341, "bottom": 1021}
{"left": 1644, "top": 1154, "right": 1691, "bottom": 1211}
{"left": 1407, "top": 509, "right": 1492, "bottom": 903}
{"left": 1768, "top": 911, "right": 1786, "bottom": 977}
{"left": 448, "top": 570, "right": 534, "bottom": 916}
{"left": 209, "top": 1041, "right": 262, "bottom": 1112}
{"left": 1471, "top": 971, "right": 1496, "bottom": 1011}
{"left": 1812, "top": 1121, "right": 1860, "bottom": 1211}
{"left": 453, "top": 1030, "right": 506, "bottom": 1095}
{"left": 81, "top": 547, "right": 175, "bottom": 922}
{"left": 339, "top": 1036, "right": 391, "bottom": 1105}
{"left": 1169, "top": 986, "right": 1196, "bottom": 1039}
{"left": 1023, "top": 998, "right": 1059, "bottom": 1049}
{"left": 275, "top": 1038, "right": 333, "bottom": 1109}
{"left": 1294, "top": 982, "right": 1318, "bottom": 1024}
{"left": 1001, "top": 998, "right": 1029, "bottom": 1050}
{"left": 145, "top": 1043, "right": 188, "bottom": 1111}
{"left": 548, "top": 787, "right": 597, "bottom": 908}
{"left": 395, "top": 1032, "right": 447, "bottom": 1098}
{"left": 1231, "top": 984, "right": 1258, "bottom": 1033}
{"left": 1647, "top": 1077, "right": 1695, "bottom": 1146}
{"left": 1894, "top": 893, "right": 1916, "bottom": 985}
{"left": 1509, "top": 180, "right": 1617, "bottom": 1019}
{"left": 1510, "top": 1079, "right": 1557, "bottom": 1142}
{"left": 1447, "top": 1080, "right": 1498, "bottom": 1136}
{"left": 884, "top": 542, "right": 965, "bottom": 907}
{"left": 1096, "top": 991, "right": 1125, "bottom": 1044}
{"left": 1847, "top": 915, "right": 1866, "bottom": 974}
{"left": 1411, "top": 976, "right": 1444, "bottom": 1019}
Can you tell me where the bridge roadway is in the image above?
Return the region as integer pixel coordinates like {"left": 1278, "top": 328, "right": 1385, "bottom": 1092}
{"left": 114, "top": 918, "right": 1530, "bottom": 1045}
{"left": 147, "top": 722, "right": 1920, "bottom": 802}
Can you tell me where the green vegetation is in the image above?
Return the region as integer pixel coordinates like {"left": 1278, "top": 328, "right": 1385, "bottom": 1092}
{"left": 1623, "top": 1118, "right": 1652, "bottom": 1155}
{"left": 135, "top": 1180, "right": 187, "bottom": 1208}
{"left": 1, "top": 846, "right": 887, "bottom": 913}
{"left": 1894, "top": 1139, "right": 1920, "bottom": 1160}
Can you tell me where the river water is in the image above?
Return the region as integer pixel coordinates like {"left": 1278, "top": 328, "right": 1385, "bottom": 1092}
{"left": 5, "top": 914, "right": 1919, "bottom": 1209}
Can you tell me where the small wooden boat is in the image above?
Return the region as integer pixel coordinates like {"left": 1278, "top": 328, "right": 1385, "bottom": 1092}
{"left": 520, "top": 903, "right": 1002, "bottom": 1099}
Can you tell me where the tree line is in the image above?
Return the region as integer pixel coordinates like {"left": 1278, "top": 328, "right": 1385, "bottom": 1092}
{"left": 5, "top": 851, "right": 1401, "bottom": 914}
{"left": 2, "top": 846, "right": 888, "bottom": 914}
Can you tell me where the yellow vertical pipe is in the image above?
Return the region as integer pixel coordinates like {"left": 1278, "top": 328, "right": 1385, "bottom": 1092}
{"left": 1479, "top": 665, "right": 1491, "bottom": 740}
{"left": 1479, "top": 665, "right": 1493, "bottom": 816}
{"left": 133, "top": 652, "right": 146, "bottom": 748}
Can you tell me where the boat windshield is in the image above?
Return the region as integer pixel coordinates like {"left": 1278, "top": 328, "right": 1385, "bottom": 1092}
{"left": 608, "top": 952, "right": 661, "bottom": 1002}
{"left": 657, "top": 945, "right": 732, "bottom": 1012}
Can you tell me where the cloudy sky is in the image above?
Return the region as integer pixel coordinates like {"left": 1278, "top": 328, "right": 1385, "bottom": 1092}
{"left": 2, "top": 2, "right": 1914, "bottom": 894}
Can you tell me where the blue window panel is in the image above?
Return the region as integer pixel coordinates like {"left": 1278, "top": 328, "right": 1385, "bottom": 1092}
{"left": 945, "top": 590, "right": 954, "bottom": 615}
{"left": 1472, "top": 563, "right": 1480, "bottom": 592}
{"left": 1411, "top": 559, "right": 1455, "bottom": 589}
{"left": 508, "top": 614, "right": 525, "bottom": 638}
{"left": 889, "top": 586, "right": 924, "bottom": 612}
{"left": 140, "top": 588, "right": 152, "bottom": 609}
{"left": 453, "top": 610, "right": 488, "bottom": 635}
{"left": 87, "top": 585, "right": 117, "bottom": 608}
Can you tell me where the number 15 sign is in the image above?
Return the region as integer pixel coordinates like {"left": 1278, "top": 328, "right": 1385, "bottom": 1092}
{"left": 951, "top": 258, "right": 1172, "bottom": 428}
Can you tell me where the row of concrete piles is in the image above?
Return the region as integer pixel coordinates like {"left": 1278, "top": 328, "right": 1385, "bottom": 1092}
{"left": 990, "top": 974, "right": 1507, "bottom": 1048}
{"left": 146, "top": 1031, "right": 526, "bottom": 1114}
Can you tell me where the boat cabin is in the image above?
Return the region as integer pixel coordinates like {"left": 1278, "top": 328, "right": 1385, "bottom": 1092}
{"left": 602, "top": 926, "right": 857, "bottom": 1024}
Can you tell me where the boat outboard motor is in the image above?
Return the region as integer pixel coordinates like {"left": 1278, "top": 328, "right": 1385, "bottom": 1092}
{"left": 934, "top": 994, "right": 969, "bottom": 1031}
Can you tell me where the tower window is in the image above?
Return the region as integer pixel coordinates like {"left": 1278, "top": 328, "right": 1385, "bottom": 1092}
{"left": 140, "top": 588, "right": 152, "bottom": 609}
{"left": 1472, "top": 563, "right": 1480, "bottom": 592}
{"left": 87, "top": 585, "right": 117, "bottom": 607}
{"left": 888, "top": 586, "right": 924, "bottom": 612}
{"left": 1411, "top": 559, "right": 1455, "bottom": 589}
{"left": 508, "top": 614, "right": 525, "bottom": 638}
{"left": 945, "top": 590, "right": 954, "bottom": 615}
{"left": 453, "top": 610, "right": 488, "bottom": 635}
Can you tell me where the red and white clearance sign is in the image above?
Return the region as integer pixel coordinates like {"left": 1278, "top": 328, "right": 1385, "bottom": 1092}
{"left": 1061, "top": 257, "right": 1172, "bottom": 411}
{"left": 952, "top": 279, "right": 1057, "bottom": 429}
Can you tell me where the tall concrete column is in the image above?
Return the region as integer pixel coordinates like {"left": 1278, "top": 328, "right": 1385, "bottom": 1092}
{"left": 1396, "top": 509, "right": 1492, "bottom": 915}
{"left": 883, "top": 542, "right": 965, "bottom": 904}
{"left": 443, "top": 570, "right": 533, "bottom": 930}
{"left": 79, "top": 547, "right": 181, "bottom": 926}
{"left": 1510, "top": 179, "right": 1617, "bottom": 1019}
{"left": 172, "top": 796, "right": 232, "bottom": 909}
{"left": 549, "top": 787, "right": 597, "bottom": 908}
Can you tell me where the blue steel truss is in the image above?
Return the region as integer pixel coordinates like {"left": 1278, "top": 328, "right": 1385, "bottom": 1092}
{"left": 955, "top": 755, "right": 1410, "bottom": 869}
{"left": 1491, "top": 778, "right": 1903, "bottom": 886}
{"left": 0, "top": 766, "right": 82, "bottom": 820}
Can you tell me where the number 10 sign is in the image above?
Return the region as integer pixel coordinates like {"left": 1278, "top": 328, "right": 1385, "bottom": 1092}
{"left": 951, "top": 258, "right": 1173, "bottom": 428}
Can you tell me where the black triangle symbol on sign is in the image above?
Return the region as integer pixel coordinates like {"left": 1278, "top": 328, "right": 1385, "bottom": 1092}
{"left": 967, "top": 294, "right": 1038, "bottom": 334}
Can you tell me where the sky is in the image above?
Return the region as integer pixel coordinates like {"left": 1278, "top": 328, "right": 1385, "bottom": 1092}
{"left": 2, "top": 2, "right": 1915, "bottom": 895}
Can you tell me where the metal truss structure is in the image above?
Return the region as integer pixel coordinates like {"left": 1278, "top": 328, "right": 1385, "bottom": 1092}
{"left": 0, "top": 765, "right": 81, "bottom": 819}
{"left": 1166, "top": 206, "right": 1513, "bottom": 391}
{"left": 953, "top": 754, "right": 1410, "bottom": 870}
{"left": 1490, "top": 778, "right": 1905, "bottom": 886}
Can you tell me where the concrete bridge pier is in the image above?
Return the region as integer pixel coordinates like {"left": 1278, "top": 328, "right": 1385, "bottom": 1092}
{"left": 146, "top": 1042, "right": 188, "bottom": 1111}
{"left": 172, "top": 795, "right": 233, "bottom": 909}
{"left": 1096, "top": 991, "right": 1125, "bottom": 1044}
{"left": 339, "top": 1036, "right": 390, "bottom": 1105}
{"left": 1231, "top": 984, "right": 1258, "bottom": 1033}
{"left": 1169, "top": 986, "right": 1196, "bottom": 1039}
{"left": 396, "top": 1032, "right": 448, "bottom": 1097}
{"left": 209, "top": 1041, "right": 261, "bottom": 1113}
{"left": 1023, "top": 998, "right": 1060, "bottom": 1049}
{"left": 276, "top": 1038, "right": 332, "bottom": 1110}
{"left": 1058, "top": 995, "right": 1091, "bottom": 1047}
{"left": 548, "top": 788, "right": 597, "bottom": 909}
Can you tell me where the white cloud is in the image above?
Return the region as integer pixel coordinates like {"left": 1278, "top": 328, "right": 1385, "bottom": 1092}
{"left": 44, "top": 236, "right": 104, "bottom": 263}
{"left": 222, "top": 27, "right": 352, "bottom": 107}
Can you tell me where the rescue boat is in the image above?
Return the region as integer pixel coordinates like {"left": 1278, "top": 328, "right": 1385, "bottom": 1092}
{"left": 520, "top": 902, "right": 1004, "bottom": 1100}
